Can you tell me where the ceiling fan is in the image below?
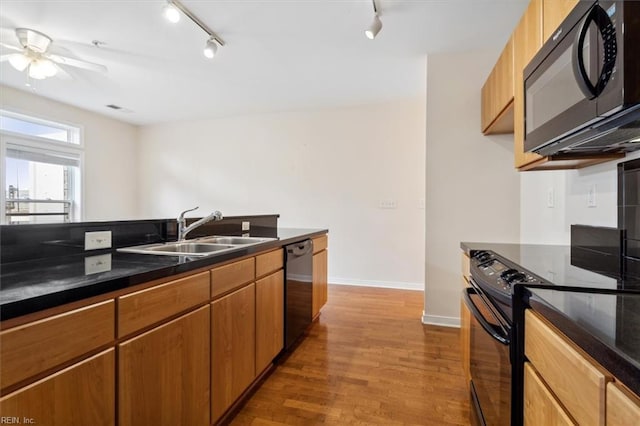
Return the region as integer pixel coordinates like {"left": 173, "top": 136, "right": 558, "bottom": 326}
{"left": 0, "top": 28, "right": 107, "bottom": 80}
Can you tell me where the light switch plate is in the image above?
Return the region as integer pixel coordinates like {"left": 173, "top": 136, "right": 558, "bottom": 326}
{"left": 85, "top": 231, "right": 112, "bottom": 250}
{"left": 242, "top": 221, "right": 250, "bottom": 231}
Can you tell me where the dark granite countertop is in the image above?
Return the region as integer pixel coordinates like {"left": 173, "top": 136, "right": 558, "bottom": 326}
{"left": 461, "top": 241, "right": 640, "bottom": 396}
{"left": 1, "top": 228, "right": 327, "bottom": 321}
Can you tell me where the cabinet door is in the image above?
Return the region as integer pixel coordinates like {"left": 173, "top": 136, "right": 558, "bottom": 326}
{"left": 606, "top": 382, "right": 640, "bottom": 426}
{"left": 312, "top": 249, "right": 328, "bottom": 318}
{"left": 118, "top": 306, "right": 210, "bottom": 426}
{"left": 543, "top": 0, "right": 580, "bottom": 42}
{"left": 0, "top": 349, "right": 115, "bottom": 426}
{"left": 524, "top": 362, "right": 575, "bottom": 425}
{"left": 481, "top": 36, "right": 515, "bottom": 134}
{"left": 256, "top": 270, "right": 284, "bottom": 373}
{"left": 211, "top": 283, "right": 256, "bottom": 422}
{"left": 514, "top": 0, "right": 544, "bottom": 169}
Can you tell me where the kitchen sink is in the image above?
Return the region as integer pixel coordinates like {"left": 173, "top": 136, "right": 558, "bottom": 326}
{"left": 117, "top": 236, "right": 277, "bottom": 257}
{"left": 195, "top": 236, "right": 275, "bottom": 245}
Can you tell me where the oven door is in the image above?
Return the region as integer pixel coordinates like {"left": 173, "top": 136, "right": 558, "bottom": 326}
{"left": 524, "top": 1, "right": 616, "bottom": 153}
{"left": 464, "top": 285, "right": 511, "bottom": 426}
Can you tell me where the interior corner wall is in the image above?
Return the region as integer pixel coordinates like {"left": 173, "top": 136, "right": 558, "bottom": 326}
{"left": 0, "top": 85, "right": 140, "bottom": 221}
{"left": 137, "top": 98, "right": 426, "bottom": 289}
{"left": 424, "top": 50, "right": 521, "bottom": 326}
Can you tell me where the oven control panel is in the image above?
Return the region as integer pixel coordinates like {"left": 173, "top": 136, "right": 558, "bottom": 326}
{"left": 471, "top": 250, "right": 545, "bottom": 299}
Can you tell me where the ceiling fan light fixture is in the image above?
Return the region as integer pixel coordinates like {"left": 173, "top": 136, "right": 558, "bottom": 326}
{"left": 203, "top": 38, "right": 218, "bottom": 59}
{"left": 365, "top": 14, "right": 383, "bottom": 40}
{"left": 29, "top": 59, "right": 58, "bottom": 80}
{"left": 8, "top": 54, "right": 31, "bottom": 72}
{"left": 163, "top": 2, "right": 181, "bottom": 23}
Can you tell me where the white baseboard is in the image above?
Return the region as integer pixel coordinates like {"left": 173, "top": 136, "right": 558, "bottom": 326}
{"left": 328, "top": 277, "right": 423, "bottom": 291}
{"left": 421, "top": 312, "right": 460, "bottom": 328}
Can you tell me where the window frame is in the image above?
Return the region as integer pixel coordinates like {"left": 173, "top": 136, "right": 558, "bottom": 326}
{"left": 1, "top": 110, "right": 85, "bottom": 225}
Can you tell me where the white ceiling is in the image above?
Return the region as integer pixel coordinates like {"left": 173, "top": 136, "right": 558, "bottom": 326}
{"left": 0, "top": 0, "right": 528, "bottom": 125}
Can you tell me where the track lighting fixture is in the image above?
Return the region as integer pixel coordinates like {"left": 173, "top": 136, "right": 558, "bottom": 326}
{"left": 161, "top": 0, "right": 225, "bottom": 59}
{"left": 365, "top": 0, "right": 382, "bottom": 40}
{"left": 203, "top": 38, "right": 218, "bottom": 58}
{"left": 162, "top": 2, "right": 181, "bottom": 23}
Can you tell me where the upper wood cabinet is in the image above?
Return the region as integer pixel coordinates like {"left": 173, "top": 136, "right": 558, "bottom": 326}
{"left": 543, "top": 0, "right": 580, "bottom": 42}
{"left": 481, "top": 36, "right": 515, "bottom": 134}
{"left": 485, "top": 0, "right": 624, "bottom": 171}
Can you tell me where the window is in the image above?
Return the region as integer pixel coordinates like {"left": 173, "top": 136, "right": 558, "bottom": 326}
{"left": 1, "top": 110, "right": 83, "bottom": 224}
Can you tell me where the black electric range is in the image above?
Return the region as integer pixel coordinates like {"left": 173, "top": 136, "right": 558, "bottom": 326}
{"left": 462, "top": 242, "right": 640, "bottom": 426}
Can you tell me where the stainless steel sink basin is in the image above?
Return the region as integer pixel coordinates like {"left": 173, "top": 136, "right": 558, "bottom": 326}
{"left": 195, "top": 236, "right": 275, "bottom": 245}
{"left": 117, "top": 235, "right": 277, "bottom": 257}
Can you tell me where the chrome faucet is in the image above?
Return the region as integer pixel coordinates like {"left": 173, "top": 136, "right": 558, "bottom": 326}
{"left": 177, "top": 207, "right": 223, "bottom": 242}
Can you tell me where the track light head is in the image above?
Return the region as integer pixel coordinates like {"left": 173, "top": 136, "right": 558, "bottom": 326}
{"left": 365, "top": 14, "right": 382, "bottom": 39}
{"left": 203, "top": 38, "right": 218, "bottom": 59}
{"left": 163, "top": 2, "right": 181, "bottom": 23}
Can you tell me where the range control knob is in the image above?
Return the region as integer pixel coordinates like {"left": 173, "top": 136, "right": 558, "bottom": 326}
{"left": 506, "top": 272, "right": 527, "bottom": 284}
{"left": 500, "top": 269, "right": 520, "bottom": 281}
{"left": 473, "top": 251, "right": 492, "bottom": 262}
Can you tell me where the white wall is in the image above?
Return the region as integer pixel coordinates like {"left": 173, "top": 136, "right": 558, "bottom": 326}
{"left": 521, "top": 151, "right": 640, "bottom": 244}
{"left": 1, "top": 85, "right": 140, "bottom": 221}
{"left": 423, "top": 50, "right": 521, "bottom": 326}
{"left": 138, "top": 98, "right": 426, "bottom": 289}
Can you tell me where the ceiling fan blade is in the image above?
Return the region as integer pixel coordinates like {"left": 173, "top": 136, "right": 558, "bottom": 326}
{"left": 48, "top": 54, "right": 107, "bottom": 73}
{"left": 1, "top": 53, "right": 30, "bottom": 71}
{"left": 0, "top": 42, "right": 23, "bottom": 52}
{"left": 52, "top": 62, "right": 72, "bottom": 80}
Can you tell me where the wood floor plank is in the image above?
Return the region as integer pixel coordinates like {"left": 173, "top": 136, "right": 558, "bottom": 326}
{"left": 231, "top": 285, "right": 470, "bottom": 425}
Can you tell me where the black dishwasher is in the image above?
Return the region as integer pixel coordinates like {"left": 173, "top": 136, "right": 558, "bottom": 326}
{"left": 284, "top": 239, "right": 313, "bottom": 350}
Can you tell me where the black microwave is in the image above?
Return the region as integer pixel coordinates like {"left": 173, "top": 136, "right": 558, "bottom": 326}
{"left": 524, "top": 0, "right": 640, "bottom": 156}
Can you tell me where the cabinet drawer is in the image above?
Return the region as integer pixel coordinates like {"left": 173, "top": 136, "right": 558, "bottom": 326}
{"left": 525, "top": 310, "right": 609, "bottom": 426}
{"left": 255, "top": 249, "right": 283, "bottom": 278}
{"left": 606, "top": 382, "right": 640, "bottom": 426}
{"left": 118, "top": 272, "right": 210, "bottom": 337}
{"left": 1, "top": 300, "right": 115, "bottom": 390}
{"left": 312, "top": 234, "right": 328, "bottom": 254}
{"left": 211, "top": 257, "right": 255, "bottom": 298}
{"left": 524, "top": 362, "right": 575, "bottom": 425}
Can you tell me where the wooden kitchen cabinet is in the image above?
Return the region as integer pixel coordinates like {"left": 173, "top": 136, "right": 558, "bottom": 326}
{"left": 460, "top": 253, "right": 471, "bottom": 388}
{"left": 607, "top": 381, "right": 640, "bottom": 426}
{"left": 481, "top": 35, "right": 515, "bottom": 134}
{"left": 543, "top": 0, "right": 580, "bottom": 42}
{"left": 0, "top": 299, "right": 115, "bottom": 391}
{"left": 0, "top": 349, "right": 115, "bottom": 426}
{"left": 523, "top": 362, "right": 575, "bottom": 425}
{"left": 256, "top": 270, "right": 284, "bottom": 374}
{"left": 312, "top": 234, "right": 329, "bottom": 318}
{"left": 525, "top": 310, "right": 610, "bottom": 426}
{"left": 211, "top": 283, "right": 256, "bottom": 423}
{"left": 118, "top": 306, "right": 210, "bottom": 426}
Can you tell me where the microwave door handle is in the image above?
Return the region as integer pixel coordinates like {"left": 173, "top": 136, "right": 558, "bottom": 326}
{"left": 593, "top": 4, "right": 617, "bottom": 95}
{"left": 462, "top": 287, "right": 510, "bottom": 345}
{"left": 572, "top": 7, "right": 598, "bottom": 99}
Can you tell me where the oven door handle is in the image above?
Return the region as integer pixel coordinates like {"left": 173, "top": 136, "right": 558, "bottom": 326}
{"left": 463, "top": 287, "right": 510, "bottom": 346}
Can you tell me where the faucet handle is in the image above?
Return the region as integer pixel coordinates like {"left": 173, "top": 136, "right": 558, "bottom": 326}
{"left": 178, "top": 206, "right": 199, "bottom": 221}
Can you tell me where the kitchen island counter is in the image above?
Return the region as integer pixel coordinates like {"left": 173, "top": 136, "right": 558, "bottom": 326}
{"left": 1, "top": 227, "right": 326, "bottom": 321}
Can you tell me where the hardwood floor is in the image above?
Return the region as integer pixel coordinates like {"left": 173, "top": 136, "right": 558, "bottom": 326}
{"left": 231, "top": 285, "right": 470, "bottom": 425}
